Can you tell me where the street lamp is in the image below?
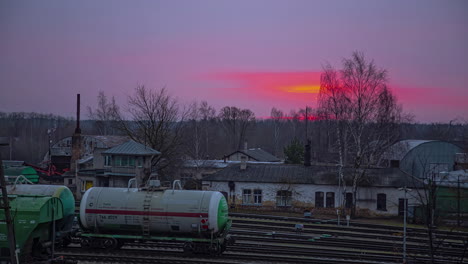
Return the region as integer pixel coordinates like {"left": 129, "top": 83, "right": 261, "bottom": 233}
{"left": 398, "top": 186, "right": 412, "bottom": 264}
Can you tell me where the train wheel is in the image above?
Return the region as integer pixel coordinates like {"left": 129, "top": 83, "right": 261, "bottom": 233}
{"left": 80, "top": 238, "right": 92, "bottom": 249}
{"left": 183, "top": 242, "right": 194, "bottom": 256}
{"left": 103, "top": 238, "right": 119, "bottom": 250}
{"left": 220, "top": 243, "right": 227, "bottom": 253}
{"left": 209, "top": 243, "right": 221, "bottom": 256}
{"left": 116, "top": 239, "right": 125, "bottom": 249}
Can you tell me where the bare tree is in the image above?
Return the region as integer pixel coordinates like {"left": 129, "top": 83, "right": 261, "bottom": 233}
{"left": 319, "top": 52, "right": 409, "bottom": 215}
{"left": 116, "top": 85, "right": 188, "bottom": 183}
{"left": 199, "top": 101, "right": 216, "bottom": 157}
{"left": 218, "top": 106, "right": 255, "bottom": 152}
{"left": 185, "top": 101, "right": 216, "bottom": 160}
{"left": 271, "top": 107, "right": 284, "bottom": 157}
{"left": 87, "top": 91, "right": 120, "bottom": 135}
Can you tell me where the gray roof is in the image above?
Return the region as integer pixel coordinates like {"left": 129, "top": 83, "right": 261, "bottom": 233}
{"left": 438, "top": 170, "right": 468, "bottom": 188}
{"left": 204, "top": 163, "right": 420, "bottom": 188}
{"left": 383, "top": 140, "right": 436, "bottom": 161}
{"left": 229, "top": 148, "right": 280, "bottom": 162}
{"left": 49, "top": 135, "right": 129, "bottom": 156}
{"left": 183, "top": 160, "right": 230, "bottom": 169}
{"left": 102, "top": 140, "right": 161, "bottom": 156}
{"left": 2, "top": 160, "right": 25, "bottom": 167}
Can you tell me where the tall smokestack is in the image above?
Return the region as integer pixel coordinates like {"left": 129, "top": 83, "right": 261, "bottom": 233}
{"left": 71, "top": 94, "right": 82, "bottom": 173}
{"left": 75, "top": 94, "right": 81, "bottom": 134}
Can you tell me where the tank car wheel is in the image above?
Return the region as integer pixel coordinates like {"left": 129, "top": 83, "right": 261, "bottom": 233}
{"left": 209, "top": 243, "right": 221, "bottom": 256}
{"left": 80, "top": 238, "right": 92, "bottom": 248}
{"left": 183, "top": 242, "right": 194, "bottom": 256}
{"left": 102, "top": 238, "right": 119, "bottom": 250}
{"left": 220, "top": 243, "right": 227, "bottom": 253}
{"left": 116, "top": 239, "right": 125, "bottom": 249}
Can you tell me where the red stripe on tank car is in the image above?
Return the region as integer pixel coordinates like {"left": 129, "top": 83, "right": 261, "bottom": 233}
{"left": 85, "top": 209, "right": 208, "bottom": 218}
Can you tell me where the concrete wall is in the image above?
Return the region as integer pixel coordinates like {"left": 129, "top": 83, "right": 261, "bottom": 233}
{"left": 203, "top": 180, "right": 421, "bottom": 216}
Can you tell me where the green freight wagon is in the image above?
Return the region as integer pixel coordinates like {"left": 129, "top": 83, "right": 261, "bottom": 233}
{"left": 0, "top": 195, "right": 64, "bottom": 262}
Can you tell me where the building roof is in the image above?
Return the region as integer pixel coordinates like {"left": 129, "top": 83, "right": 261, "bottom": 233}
{"left": 383, "top": 140, "right": 436, "bottom": 161}
{"left": 48, "top": 135, "right": 130, "bottom": 156}
{"left": 437, "top": 170, "right": 468, "bottom": 188}
{"left": 228, "top": 148, "right": 281, "bottom": 162}
{"left": 102, "top": 140, "right": 161, "bottom": 156}
{"left": 183, "top": 160, "right": 230, "bottom": 169}
{"left": 2, "top": 160, "right": 25, "bottom": 167}
{"left": 203, "top": 163, "right": 421, "bottom": 188}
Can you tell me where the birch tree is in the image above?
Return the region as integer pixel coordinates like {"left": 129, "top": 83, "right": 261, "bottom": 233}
{"left": 319, "top": 52, "right": 409, "bottom": 215}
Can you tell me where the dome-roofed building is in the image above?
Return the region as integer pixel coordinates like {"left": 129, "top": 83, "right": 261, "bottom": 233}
{"left": 381, "top": 140, "right": 462, "bottom": 179}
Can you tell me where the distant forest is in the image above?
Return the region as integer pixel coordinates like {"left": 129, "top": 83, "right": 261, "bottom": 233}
{"left": 0, "top": 111, "right": 467, "bottom": 166}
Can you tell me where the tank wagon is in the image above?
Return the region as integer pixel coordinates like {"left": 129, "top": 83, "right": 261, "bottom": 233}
{"left": 79, "top": 180, "right": 233, "bottom": 254}
{"left": 1, "top": 180, "right": 75, "bottom": 261}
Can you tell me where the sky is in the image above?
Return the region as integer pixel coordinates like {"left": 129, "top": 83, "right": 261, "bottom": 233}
{"left": 1, "top": 0, "right": 467, "bottom": 123}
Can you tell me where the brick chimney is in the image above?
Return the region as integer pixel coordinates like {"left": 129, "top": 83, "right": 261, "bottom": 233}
{"left": 70, "top": 94, "right": 82, "bottom": 172}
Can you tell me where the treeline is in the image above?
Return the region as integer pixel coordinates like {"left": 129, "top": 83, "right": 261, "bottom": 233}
{"left": 0, "top": 109, "right": 466, "bottom": 166}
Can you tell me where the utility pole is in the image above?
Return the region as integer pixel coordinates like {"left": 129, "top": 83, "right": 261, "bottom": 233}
{"left": 458, "top": 174, "right": 461, "bottom": 227}
{"left": 399, "top": 186, "right": 412, "bottom": 264}
{"left": 0, "top": 143, "right": 18, "bottom": 264}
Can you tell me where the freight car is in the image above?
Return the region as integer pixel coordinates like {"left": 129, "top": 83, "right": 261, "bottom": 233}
{"left": 79, "top": 180, "right": 233, "bottom": 254}
{"left": 0, "top": 179, "right": 75, "bottom": 261}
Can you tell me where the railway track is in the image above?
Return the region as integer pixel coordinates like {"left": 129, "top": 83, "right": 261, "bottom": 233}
{"left": 59, "top": 212, "right": 467, "bottom": 263}
{"left": 55, "top": 245, "right": 399, "bottom": 264}
{"left": 231, "top": 213, "right": 468, "bottom": 241}
{"left": 230, "top": 224, "right": 465, "bottom": 256}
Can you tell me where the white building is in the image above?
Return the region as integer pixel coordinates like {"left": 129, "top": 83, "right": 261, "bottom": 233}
{"left": 202, "top": 163, "right": 423, "bottom": 216}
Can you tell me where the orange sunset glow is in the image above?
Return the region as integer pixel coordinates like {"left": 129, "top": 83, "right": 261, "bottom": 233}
{"left": 205, "top": 71, "right": 322, "bottom": 105}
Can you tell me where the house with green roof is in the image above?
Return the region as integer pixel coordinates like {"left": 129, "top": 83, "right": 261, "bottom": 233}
{"left": 70, "top": 140, "right": 160, "bottom": 199}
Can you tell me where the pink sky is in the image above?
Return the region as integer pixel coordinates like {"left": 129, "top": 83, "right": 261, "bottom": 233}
{"left": 0, "top": 0, "right": 467, "bottom": 123}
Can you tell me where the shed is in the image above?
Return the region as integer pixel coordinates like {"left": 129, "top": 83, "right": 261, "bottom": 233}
{"left": 382, "top": 140, "right": 462, "bottom": 178}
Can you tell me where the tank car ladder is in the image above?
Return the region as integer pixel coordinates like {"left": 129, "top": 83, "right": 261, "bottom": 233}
{"left": 142, "top": 189, "right": 153, "bottom": 236}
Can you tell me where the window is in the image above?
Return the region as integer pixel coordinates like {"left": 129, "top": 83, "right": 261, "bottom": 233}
{"left": 242, "top": 189, "right": 252, "bottom": 205}
{"left": 345, "top": 193, "right": 353, "bottom": 209}
{"left": 377, "top": 193, "right": 387, "bottom": 211}
{"left": 390, "top": 160, "right": 400, "bottom": 168}
{"left": 253, "top": 189, "right": 262, "bottom": 205}
{"left": 67, "top": 179, "right": 73, "bottom": 185}
{"left": 121, "top": 156, "right": 129, "bottom": 166}
{"left": 114, "top": 156, "right": 122, "bottom": 166}
{"left": 315, "top": 192, "right": 324, "bottom": 208}
{"left": 276, "top": 190, "right": 292, "bottom": 207}
{"left": 104, "top": 156, "right": 111, "bottom": 166}
{"left": 129, "top": 157, "right": 135, "bottom": 167}
{"left": 326, "top": 192, "right": 335, "bottom": 208}
{"left": 113, "top": 156, "right": 136, "bottom": 167}
{"left": 137, "top": 157, "right": 143, "bottom": 167}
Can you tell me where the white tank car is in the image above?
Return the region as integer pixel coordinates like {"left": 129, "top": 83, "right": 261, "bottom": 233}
{"left": 80, "top": 186, "right": 229, "bottom": 236}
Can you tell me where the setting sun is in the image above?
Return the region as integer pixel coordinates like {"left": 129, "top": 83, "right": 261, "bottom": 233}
{"left": 281, "top": 85, "right": 321, "bottom": 93}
